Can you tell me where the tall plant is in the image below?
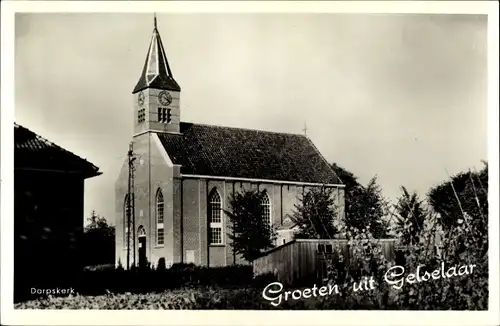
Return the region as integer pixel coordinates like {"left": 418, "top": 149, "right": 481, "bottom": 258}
{"left": 317, "top": 162, "right": 489, "bottom": 310}
{"left": 224, "top": 189, "right": 276, "bottom": 262}
{"left": 290, "top": 186, "right": 339, "bottom": 239}
{"left": 393, "top": 187, "right": 427, "bottom": 246}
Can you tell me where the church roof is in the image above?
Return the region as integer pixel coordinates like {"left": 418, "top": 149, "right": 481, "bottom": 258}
{"left": 14, "top": 123, "right": 101, "bottom": 178}
{"left": 157, "top": 123, "right": 342, "bottom": 184}
{"left": 133, "top": 16, "right": 180, "bottom": 94}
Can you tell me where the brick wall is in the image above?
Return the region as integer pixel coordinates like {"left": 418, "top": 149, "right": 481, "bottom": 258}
{"left": 115, "top": 133, "right": 346, "bottom": 268}
{"left": 115, "top": 132, "right": 180, "bottom": 268}
{"left": 180, "top": 178, "right": 345, "bottom": 267}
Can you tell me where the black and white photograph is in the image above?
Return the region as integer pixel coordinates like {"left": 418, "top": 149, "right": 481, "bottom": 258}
{"left": 1, "top": 1, "right": 499, "bottom": 325}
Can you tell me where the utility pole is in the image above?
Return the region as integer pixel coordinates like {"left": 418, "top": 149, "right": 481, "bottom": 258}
{"left": 302, "top": 122, "right": 308, "bottom": 136}
{"left": 131, "top": 151, "right": 136, "bottom": 268}
{"left": 126, "top": 142, "right": 136, "bottom": 270}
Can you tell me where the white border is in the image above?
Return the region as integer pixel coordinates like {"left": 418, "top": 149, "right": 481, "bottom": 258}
{"left": 1, "top": 1, "right": 498, "bottom": 326}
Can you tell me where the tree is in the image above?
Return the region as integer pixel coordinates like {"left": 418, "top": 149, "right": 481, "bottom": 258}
{"left": 331, "top": 164, "right": 390, "bottom": 238}
{"left": 331, "top": 162, "right": 361, "bottom": 191}
{"left": 85, "top": 210, "right": 113, "bottom": 233}
{"left": 290, "top": 186, "right": 338, "bottom": 239}
{"left": 82, "top": 211, "right": 115, "bottom": 267}
{"left": 224, "top": 189, "right": 276, "bottom": 262}
{"left": 345, "top": 176, "right": 389, "bottom": 238}
{"left": 427, "top": 162, "right": 488, "bottom": 232}
{"left": 393, "top": 186, "right": 427, "bottom": 245}
{"left": 331, "top": 163, "right": 363, "bottom": 229}
{"left": 393, "top": 163, "right": 489, "bottom": 310}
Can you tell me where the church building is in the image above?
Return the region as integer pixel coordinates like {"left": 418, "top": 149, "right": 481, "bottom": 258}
{"left": 115, "top": 18, "right": 345, "bottom": 268}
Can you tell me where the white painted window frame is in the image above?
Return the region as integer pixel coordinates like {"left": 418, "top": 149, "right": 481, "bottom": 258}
{"left": 156, "top": 189, "right": 165, "bottom": 246}
{"left": 209, "top": 189, "right": 223, "bottom": 245}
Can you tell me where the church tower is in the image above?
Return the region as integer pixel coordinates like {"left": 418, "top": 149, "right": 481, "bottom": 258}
{"left": 133, "top": 15, "right": 181, "bottom": 135}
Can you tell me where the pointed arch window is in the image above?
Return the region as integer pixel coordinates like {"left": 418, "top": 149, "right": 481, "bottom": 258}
{"left": 261, "top": 192, "right": 271, "bottom": 230}
{"left": 156, "top": 189, "right": 164, "bottom": 246}
{"left": 209, "top": 189, "right": 223, "bottom": 245}
{"left": 123, "top": 194, "right": 130, "bottom": 248}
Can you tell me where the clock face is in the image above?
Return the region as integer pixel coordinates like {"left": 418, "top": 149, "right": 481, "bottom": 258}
{"left": 138, "top": 92, "right": 145, "bottom": 106}
{"left": 158, "top": 91, "right": 172, "bottom": 106}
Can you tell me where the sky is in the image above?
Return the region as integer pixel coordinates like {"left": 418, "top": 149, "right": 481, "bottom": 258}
{"left": 14, "top": 13, "right": 487, "bottom": 225}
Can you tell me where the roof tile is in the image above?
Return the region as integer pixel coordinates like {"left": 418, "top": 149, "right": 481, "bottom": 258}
{"left": 14, "top": 123, "right": 100, "bottom": 178}
{"left": 157, "top": 123, "right": 341, "bottom": 184}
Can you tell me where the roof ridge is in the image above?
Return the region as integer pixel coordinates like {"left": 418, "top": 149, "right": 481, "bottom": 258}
{"left": 181, "top": 121, "right": 306, "bottom": 137}
{"left": 14, "top": 123, "right": 99, "bottom": 172}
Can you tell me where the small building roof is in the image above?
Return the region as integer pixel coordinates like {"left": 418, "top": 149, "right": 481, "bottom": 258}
{"left": 157, "top": 122, "right": 342, "bottom": 184}
{"left": 14, "top": 123, "right": 101, "bottom": 179}
{"left": 277, "top": 216, "right": 298, "bottom": 231}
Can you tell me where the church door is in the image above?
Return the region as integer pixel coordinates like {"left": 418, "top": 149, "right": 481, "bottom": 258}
{"left": 137, "top": 226, "right": 147, "bottom": 268}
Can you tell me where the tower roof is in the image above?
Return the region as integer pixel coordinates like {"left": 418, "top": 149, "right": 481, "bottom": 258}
{"left": 133, "top": 15, "right": 181, "bottom": 93}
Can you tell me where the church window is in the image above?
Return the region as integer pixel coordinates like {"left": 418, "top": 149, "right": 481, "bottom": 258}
{"left": 156, "top": 189, "right": 164, "bottom": 245}
{"left": 209, "top": 189, "right": 223, "bottom": 245}
{"left": 261, "top": 192, "right": 271, "bottom": 230}
{"left": 157, "top": 228, "right": 164, "bottom": 246}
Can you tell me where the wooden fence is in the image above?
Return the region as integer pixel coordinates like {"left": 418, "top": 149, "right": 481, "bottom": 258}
{"left": 253, "top": 238, "right": 396, "bottom": 285}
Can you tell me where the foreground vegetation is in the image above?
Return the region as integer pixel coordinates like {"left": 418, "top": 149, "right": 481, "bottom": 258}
{"left": 316, "top": 163, "right": 489, "bottom": 310}
{"left": 15, "top": 287, "right": 279, "bottom": 310}
{"left": 16, "top": 163, "right": 488, "bottom": 310}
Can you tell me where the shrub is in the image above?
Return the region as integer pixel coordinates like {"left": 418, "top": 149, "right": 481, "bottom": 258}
{"left": 15, "top": 287, "right": 306, "bottom": 310}
{"left": 316, "top": 166, "right": 488, "bottom": 310}
{"left": 68, "top": 264, "right": 255, "bottom": 297}
{"left": 83, "top": 264, "right": 115, "bottom": 272}
{"left": 252, "top": 272, "right": 279, "bottom": 288}
{"left": 156, "top": 258, "right": 166, "bottom": 271}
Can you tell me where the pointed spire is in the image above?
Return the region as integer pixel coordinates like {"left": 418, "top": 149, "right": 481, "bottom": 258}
{"left": 133, "top": 15, "right": 180, "bottom": 93}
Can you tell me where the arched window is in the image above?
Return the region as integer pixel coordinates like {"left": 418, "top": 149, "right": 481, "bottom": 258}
{"left": 261, "top": 192, "right": 271, "bottom": 230}
{"left": 208, "top": 189, "right": 223, "bottom": 245}
{"left": 156, "top": 189, "right": 164, "bottom": 245}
